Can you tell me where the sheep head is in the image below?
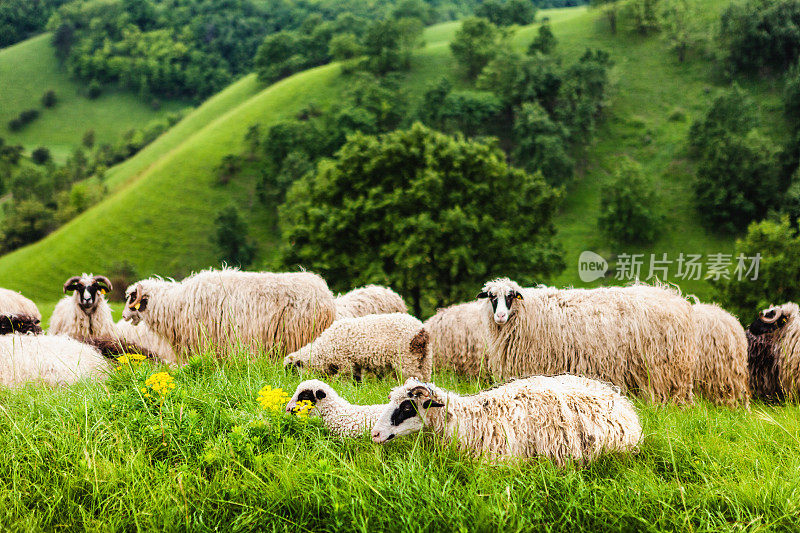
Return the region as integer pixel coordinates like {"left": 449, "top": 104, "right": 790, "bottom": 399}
{"left": 371, "top": 378, "right": 444, "bottom": 444}
{"left": 63, "top": 274, "right": 113, "bottom": 314}
{"left": 285, "top": 379, "right": 335, "bottom": 414}
{"left": 749, "top": 305, "right": 791, "bottom": 336}
{"left": 122, "top": 283, "right": 148, "bottom": 325}
{"left": 477, "top": 277, "right": 525, "bottom": 326}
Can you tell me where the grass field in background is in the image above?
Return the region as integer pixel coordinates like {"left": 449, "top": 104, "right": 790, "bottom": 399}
{"left": 0, "top": 349, "right": 798, "bottom": 531}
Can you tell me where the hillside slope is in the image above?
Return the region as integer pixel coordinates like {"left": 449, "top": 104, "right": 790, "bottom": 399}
{"left": 0, "top": 34, "right": 186, "bottom": 162}
{"left": 0, "top": 3, "right": 773, "bottom": 303}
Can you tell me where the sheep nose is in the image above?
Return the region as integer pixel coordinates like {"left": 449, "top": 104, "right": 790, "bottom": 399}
{"left": 285, "top": 403, "right": 295, "bottom": 413}
{"left": 371, "top": 430, "right": 382, "bottom": 442}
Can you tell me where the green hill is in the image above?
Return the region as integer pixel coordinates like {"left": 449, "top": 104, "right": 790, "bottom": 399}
{"left": 0, "top": 34, "right": 187, "bottom": 163}
{"left": 0, "top": 3, "right": 778, "bottom": 304}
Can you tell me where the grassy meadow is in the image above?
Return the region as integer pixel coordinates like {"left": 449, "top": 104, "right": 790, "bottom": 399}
{"left": 1, "top": 347, "right": 799, "bottom": 531}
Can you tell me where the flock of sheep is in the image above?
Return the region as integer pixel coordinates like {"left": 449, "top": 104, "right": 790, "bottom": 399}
{"left": 0, "top": 267, "right": 797, "bottom": 465}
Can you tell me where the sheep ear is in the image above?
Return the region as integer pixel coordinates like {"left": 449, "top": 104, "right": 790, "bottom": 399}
{"left": 477, "top": 291, "right": 489, "bottom": 299}
{"left": 422, "top": 399, "right": 444, "bottom": 409}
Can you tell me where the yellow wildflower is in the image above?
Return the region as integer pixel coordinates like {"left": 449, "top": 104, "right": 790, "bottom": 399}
{"left": 293, "top": 399, "right": 314, "bottom": 418}
{"left": 256, "top": 385, "right": 289, "bottom": 412}
{"left": 145, "top": 372, "right": 176, "bottom": 398}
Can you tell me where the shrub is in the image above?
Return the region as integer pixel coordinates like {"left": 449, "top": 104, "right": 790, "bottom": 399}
{"left": 87, "top": 80, "right": 102, "bottom": 99}
{"left": 213, "top": 206, "right": 256, "bottom": 268}
{"left": 598, "top": 157, "right": 662, "bottom": 245}
{"left": 41, "top": 90, "right": 57, "bottom": 108}
{"left": 82, "top": 129, "right": 95, "bottom": 149}
{"left": 31, "top": 147, "right": 51, "bottom": 165}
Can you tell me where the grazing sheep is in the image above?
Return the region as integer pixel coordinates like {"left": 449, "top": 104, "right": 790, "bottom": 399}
{"left": 123, "top": 268, "right": 336, "bottom": 356}
{"left": 0, "top": 314, "right": 43, "bottom": 335}
{"left": 0, "top": 287, "right": 40, "bottom": 321}
{"left": 370, "top": 375, "right": 642, "bottom": 465}
{"left": 335, "top": 285, "right": 407, "bottom": 319}
{"left": 691, "top": 302, "right": 750, "bottom": 407}
{"left": 425, "top": 301, "right": 489, "bottom": 377}
{"left": 0, "top": 334, "right": 111, "bottom": 387}
{"left": 747, "top": 303, "right": 800, "bottom": 401}
{"left": 285, "top": 379, "right": 386, "bottom": 437}
{"left": 50, "top": 274, "right": 116, "bottom": 339}
{"left": 115, "top": 319, "right": 179, "bottom": 365}
{"left": 477, "top": 278, "right": 696, "bottom": 404}
{"left": 284, "top": 313, "right": 431, "bottom": 381}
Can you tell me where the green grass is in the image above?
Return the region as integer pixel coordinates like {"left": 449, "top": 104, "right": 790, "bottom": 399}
{"left": 0, "top": 2, "right": 776, "bottom": 303}
{"left": 0, "top": 34, "right": 188, "bottom": 163}
{"left": 1, "top": 349, "right": 800, "bottom": 531}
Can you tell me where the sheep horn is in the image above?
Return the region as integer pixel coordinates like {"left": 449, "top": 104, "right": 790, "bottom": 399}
{"left": 63, "top": 276, "right": 82, "bottom": 294}
{"left": 408, "top": 385, "right": 431, "bottom": 398}
{"left": 127, "top": 284, "right": 143, "bottom": 309}
{"left": 760, "top": 307, "right": 782, "bottom": 325}
{"left": 92, "top": 275, "right": 113, "bottom": 292}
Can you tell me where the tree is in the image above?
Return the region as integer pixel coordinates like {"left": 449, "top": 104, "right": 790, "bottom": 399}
{"left": 712, "top": 216, "right": 800, "bottom": 323}
{"left": 279, "top": 123, "right": 564, "bottom": 316}
{"left": 475, "top": 0, "right": 536, "bottom": 26}
{"left": 82, "top": 129, "right": 95, "bottom": 149}
{"left": 328, "top": 33, "right": 364, "bottom": 63}
{"left": 450, "top": 17, "right": 501, "bottom": 79}
{"left": 688, "top": 85, "right": 757, "bottom": 157}
{"left": 213, "top": 206, "right": 256, "bottom": 268}
{"left": 0, "top": 199, "right": 55, "bottom": 252}
{"left": 660, "top": 0, "right": 702, "bottom": 62}
{"left": 597, "top": 157, "right": 662, "bottom": 244}
{"left": 622, "top": 0, "right": 661, "bottom": 35}
{"left": 785, "top": 61, "right": 800, "bottom": 133}
{"left": 438, "top": 90, "right": 502, "bottom": 136}
{"left": 41, "top": 90, "right": 57, "bottom": 108}
{"left": 528, "top": 22, "right": 557, "bottom": 55}
{"left": 362, "top": 19, "right": 407, "bottom": 74}
{"left": 31, "top": 147, "right": 51, "bottom": 165}
{"left": 512, "top": 102, "right": 574, "bottom": 186}
{"left": 477, "top": 52, "right": 562, "bottom": 110}
{"left": 591, "top": 0, "right": 620, "bottom": 34}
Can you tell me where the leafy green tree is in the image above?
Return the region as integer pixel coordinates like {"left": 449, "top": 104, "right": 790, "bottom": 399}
{"left": 279, "top": 123, "right": 564, "bottom": 316}
{"left": 0, "top": 199, "right": 55, "bottom": 252}
{"left": 82, "top": 129, "right": 95, "bottom": 149}
{"left": 591, "top": 0, "right": 620, "bottom": 34}
{"left": 660, "top": 0, "right": 702, "bottom": 62}
{"left": 54, "top": 178, "right": 107, "bottom": 224}
{"left": 9, "top": 167, "right": 54, "bottom": 204}
{"left": 713, "top": 216, "right": 800, "bottom": 323}
{"left": 329, "top": 33, "right": 364, "bottom": 63}
{"left": 785, "top": 62, "right": 800, "bottom": 132}
{"left": 475, "top": 0, "right": 536, "bottom": 26}
{"left": 477, "top": 52, "right": 562, "bottom": 110}
{"left": 41, "top": 90, "right": 58, "bottom": 108}
{"left": 555, "top": 49, "right": 613, "bottom": 143}
{"left": 31, "top": 147, "right": 51, "bottom": 165}
{"left": 598, "top": 157, "right": 662, "bottom": 244}
{"left": 362, "top": 18, "right": 420, "bottom": 74}
{"left": 528, "top": 22, "right": 557, "bottom": 55}
{"left": 512, "top": 102, "right": 574, "bottom": 186}
{"left": 437, "top": 90, "right": 502, "bottom": 135}
{"left": 213, "top": 206, "right": 256, "bottom": 268}
{"left": 450, "top": 17, "right": 502, "bottom": 79}
{"left": 622, "top": 0, "right": 661, "bottom": 35}
{"left": 688, "top": 85, "right": 757, "bottom": 157}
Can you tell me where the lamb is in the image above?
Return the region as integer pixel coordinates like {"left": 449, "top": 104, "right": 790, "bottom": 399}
{"left": 747, "top": 302, "right": 800, "bottom": 401}
{"left": 425, "top": 301, "right": 490, "bottom": 377}
{"left": 123, "top": 268, "right": 336, "bottom": 356}
{"left": 284, "top": 379, "right": 386, "bottom": 437}
{"left": 370, "top": 375, "right": 642, "bottom": 465}
{"left": 477, "top": 278, "right": 696, "bottom": 404}
{"left": 691, "top": 302, "right": 750, "bottom": 407}
{"left": 0, "top": 334, "right": 111, "bottom": 387}
{"left": 49, "top": 274, "right": 117, "bottom": 339}
{"left": 335, "top": 285, "right": 407, "bottom": 319}
{"left": 283, "top": 313, "right": 431, "bottom": 381}
{"left": 0, "top": 287, "right": 41, "bottom": 330}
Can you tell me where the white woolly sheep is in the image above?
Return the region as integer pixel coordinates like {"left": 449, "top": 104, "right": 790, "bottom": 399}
{"left": 123, "top": 268, "right": 336, "bottom": 356}
{"left": 285, "top": 379, "right": 386, "bottom": 437}
{"left": 477, "top": 278, "right": 696, "bottom": 404}
{"left": 747, "top": 302, "right": 800, "bottom": 401}
{"left": 0, "top": 334, "right": 111, "bottom": 387}
{"left": 0, "top": 287, "right": 41, "bottom": 321}
{"left": 691, "top": 302, "right": 750, "bottom": 407}
{"left": 284, "top": 313, "right": 431, "bottom": 381}
{"left": 49, "top": 274, "right": 117, "bottom": 339}
{"left": 425, "top": 301, "right": 490, "bottom": 377}
{"left": 371, "top": 375, "right": 642, "bottom": 465}
{"left": 335, "top": 285, "right": 408, "bottom": 319}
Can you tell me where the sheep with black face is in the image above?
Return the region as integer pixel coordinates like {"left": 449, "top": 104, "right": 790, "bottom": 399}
{"left": 370, "top": 375, "right": 642, "bottom": 465}
{"left": 477, "top": 278, "right": 696, "bottom": 404}
{"left": 49, "top": 274, "right": 117, "bottom": 339}
{"left": 0, "top": 287, "right": 41, "bottom": 330}
{"left": 285, "top": 379, "right": 386, "bottom": 437}
{"left": 746, "top": 303, "right": 800, "bottom": 401}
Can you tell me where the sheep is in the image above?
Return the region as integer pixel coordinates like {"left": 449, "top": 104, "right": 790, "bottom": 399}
{"left": 746, "top": 302, "right": 800, "bottom": 401}
{"left": 49, "top": 274, "right": 117, "bottom": 339}
{"left": 0, "top": 287, "right": 41, "bottom": 321}
{"left": 0, "top": 314, "right": 43, "bottom": 335}
{"left": 335, "top": 285, "right": 407, "bottom": 319}
{"left": 115, "top": 319, "right": 179, "bottom": 365}
{"left": 370, "top": 375, "right": 642, "bottom": 465}
{"left": 122, "top": 268, "right": 336, "bottom": 356}
{"left": 285, "top": 379, "right": 386, "bottom": 437}
{"left": 283, "top": 313, "right": 431, "bottom": 381}
{"left": 425, "top": 301, "right": 490, "bottom": 377}
{"left": 477, "top": 278, "right": 696, "bottom": 404}
{"left": 0, "top": 334, "right": 111, "bottom": 387}
{"left": 691, "top": 302, "right": 750, "bottom": 407}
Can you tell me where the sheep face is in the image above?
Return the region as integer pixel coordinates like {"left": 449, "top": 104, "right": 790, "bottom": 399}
{"left": 123, "top": 283, "right": 149, "bottom": 325}
{"left": 283, "top": 345, "right": 311, "bottom": 371}
{"left": 371, "top": 378, "right": 444, "bottom": 443}
{"left": 749, "top": 305, "right": 790, "bottom": 336}
{"left": 285, "top": 379, "right": 332, "bottom": 414}
{"left": 63, "top": 275, "right": 113, "bottom": 314}
{"left": 477, "top": 278, "right": 524, "bottom": 326}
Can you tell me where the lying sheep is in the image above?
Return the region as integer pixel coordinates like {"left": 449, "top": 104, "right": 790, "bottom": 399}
{"left": 123, "top": 268, "right": 336, "bottom": 356}
{"left": 425, "top": 301, "right": 489, "bottom": 377}
{"left": 285, "top": 379, "right": 386, "bottom": 437}
{"left": 335, "top": 285, "right": 407, "bottom": 319}
{"left": 50, "top": 274, "right": 117, "bottom": 339}
{"left": 747, "top": 303, "right": 800, "bottom": 401}
{"left": 478, "top": 278, "right": 696, "bottom": 404}
{"left": 370, "top": 375, "right": 642, "bottom": 465}
{"left": 284, "top": 313, "right": 431, "bottom": 381}
{"left": 0, "top": 287, "right": 41, "bottom": 323}
{"left": 0, "top": 334, "right": 111, "bottom": 387}
{"left": 691, "top": 302, "right": 750, "bottom": 407}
